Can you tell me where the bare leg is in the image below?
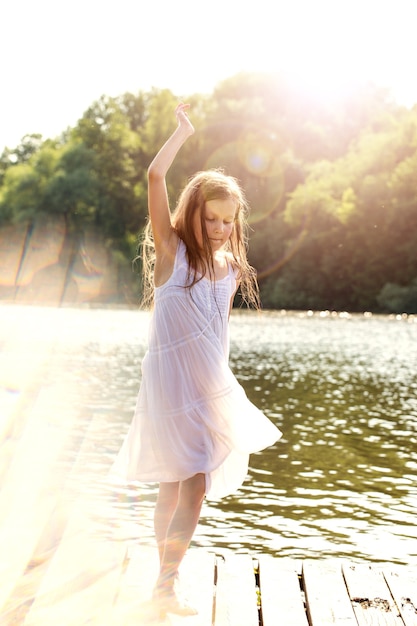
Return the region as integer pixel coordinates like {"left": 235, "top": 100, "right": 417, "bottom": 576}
{"left": 154, "top": 473, "right": 205, "bottom": 596}
{"left": 154, "top": 482, "right": 179, "bottom": 566}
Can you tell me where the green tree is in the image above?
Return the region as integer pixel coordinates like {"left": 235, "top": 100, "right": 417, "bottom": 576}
{"left": 0, "top": 141, "right": 59, "bottom": 224}
{"left": 281, "top": 107, "right": 417, "bottom": 311}
{"left": 73, "top": 95, "right": 143, "bottom": 241}
{"left": 42, "top": 141, "right": 100, "bottom": 226}
{"left": 1, "top": 73, "right": 415, "bottom": 308}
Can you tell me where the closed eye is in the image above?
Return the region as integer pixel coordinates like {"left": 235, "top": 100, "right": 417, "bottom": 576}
{"left": 205, "top": 218, "right": 233, "bottom": 224}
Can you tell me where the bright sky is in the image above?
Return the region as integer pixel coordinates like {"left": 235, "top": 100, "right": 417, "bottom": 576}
{"left": 2, "top": 0, "right": 417, "bottom": 152}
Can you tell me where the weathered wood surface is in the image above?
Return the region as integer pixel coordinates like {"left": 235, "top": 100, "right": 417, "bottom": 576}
{"left": 303, "top": 560, "right": 357, "bottom": 625}
{"left": 215, "top": 553, "right": 259, "bottom": 626}
{"left": 1, "top": 376, "right": 416, "bottom": 624}
{"left": 258, "top": 555, "right": 308, "bottom": 626}
{"left": 2, "top": 538, "right": 417, "bottom": 625}
{"left": 0, "top": 380, "right": 78, "bottom": 622}
{"left": 343, "top": 563, "right": 411, "bottom": 626}
{"left": 106, "top": 549, "right": 417, "bottom": 626}
{"left": 383, "top": 567, "right": 417, "bottom": 626}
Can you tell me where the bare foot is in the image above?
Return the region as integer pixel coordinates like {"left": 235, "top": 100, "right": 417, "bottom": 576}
{"left": 152, "top": 587, "right": 197, "bottom": 618}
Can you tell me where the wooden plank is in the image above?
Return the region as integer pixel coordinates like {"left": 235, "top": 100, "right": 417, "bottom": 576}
{"left": 343, "top": 563, "right": 404, "bottom": 626}
{"left": 23, "top": 504, "right": 126, "bottom": 625}
{"left": 20, "top": 395, "right": 130, "bottom": 626}
{"left": 0, "top": 383, "right": 76, "bottom": 614}
{"left": 303, "top": 560, "right": 357, "bottom": 625}
{"left": 214, "top": 553, "right": 258, "bottom": 626}
{"left": 0, "top": 351, "right": 52, "bottom": 481}
{"left": 170, "top": 550, "right": 216, "bottom": 626}
{"left": 0, "top": 497, "right": 72, "bottom": 624}
{"left": 112, "top": 546, "right": 215, "bottom": 626}
{"left": 383, "top": 566, "right": 417, "bottom": 626}
{"left": 258, "top": 555, "right": 308, "bottom": 626}
{"left": 0, "top": 344, "right": 121, "bottom": 622}
{"left": 0, "top": 305, "right": 56, "bottom": 453}
{"left": 108, "top": 544, "right": 160, "bottom": 625}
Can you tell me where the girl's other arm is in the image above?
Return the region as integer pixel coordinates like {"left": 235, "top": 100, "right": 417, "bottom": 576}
{"left": 147, "top": 103, "right": 194, "bottom": 252}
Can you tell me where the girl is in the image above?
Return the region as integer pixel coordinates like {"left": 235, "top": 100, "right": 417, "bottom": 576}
{"left": 114, "top": 103, "right": 281, "bottom": 617}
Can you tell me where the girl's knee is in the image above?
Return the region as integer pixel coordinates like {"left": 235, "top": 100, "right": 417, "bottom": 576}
{"left": 180, "top": 473, "right": 205, "bottom": 505}
{"left": 157, "top": 482, "right": 180, "bottom": 507}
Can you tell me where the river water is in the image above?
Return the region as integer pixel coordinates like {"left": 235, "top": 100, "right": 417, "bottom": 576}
{"left": 1, "top": 305, "right": 416, "bottom": 565}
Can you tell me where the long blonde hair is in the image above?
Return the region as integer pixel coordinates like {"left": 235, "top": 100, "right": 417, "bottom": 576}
{"left": 141, "top": 169, "right": 260, "bottom": 309}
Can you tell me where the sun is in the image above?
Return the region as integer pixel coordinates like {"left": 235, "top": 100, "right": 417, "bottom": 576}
{"left": 224, "top": 0, "right": 416, "bottom": 107}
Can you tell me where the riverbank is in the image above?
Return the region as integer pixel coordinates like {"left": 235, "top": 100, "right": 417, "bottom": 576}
{"left": 0, "top": 219, "right": 137, "bottom": 307}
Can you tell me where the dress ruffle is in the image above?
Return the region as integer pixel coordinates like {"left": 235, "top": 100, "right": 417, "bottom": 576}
{"left": 112, "top": 240, "right": 281, "bottom": 500}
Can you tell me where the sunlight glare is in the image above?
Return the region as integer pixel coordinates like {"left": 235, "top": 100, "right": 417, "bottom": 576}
{"left": 236, "top": 0, "right": 417, "bottom": 106}
{"left": 205, "top": 130, "right": 285, "bottom": 224}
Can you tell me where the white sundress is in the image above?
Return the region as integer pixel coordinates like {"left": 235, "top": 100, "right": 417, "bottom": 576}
{"left": 113, "top": 239, "right": 282, "bottom": 500}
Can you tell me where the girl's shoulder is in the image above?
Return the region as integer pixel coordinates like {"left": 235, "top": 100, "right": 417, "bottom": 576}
{"left": 227, "top": 250, "right": 240, "bottom": 267}
{"left": 224, "top": 251, "right": 241, "bottom": 281}
{"left": 223, "top": 250, "right": 234, "bottom": 267}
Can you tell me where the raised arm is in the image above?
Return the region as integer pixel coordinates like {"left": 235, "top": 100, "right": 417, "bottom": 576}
{"left": 147, "top": 103, "right": 194, "bottom": 253}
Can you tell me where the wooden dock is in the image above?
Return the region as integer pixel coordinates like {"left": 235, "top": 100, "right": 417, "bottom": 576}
{"left": 117, "top": 548, "right": 417, "bottom": 626}
{"left": 2, "top": 540, "right": 417, "bottom": 625}
{"left": 1, "top": 331, "right": 417, "bottom": 625}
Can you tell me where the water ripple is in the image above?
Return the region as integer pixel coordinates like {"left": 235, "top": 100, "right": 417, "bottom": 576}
{"left": 1, "top": 306, "right": 416, "bottom": 565}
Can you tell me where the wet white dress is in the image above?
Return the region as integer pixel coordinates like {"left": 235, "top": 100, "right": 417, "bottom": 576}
{"left": 113, "top": 239, "right": 282, "bottom": 500}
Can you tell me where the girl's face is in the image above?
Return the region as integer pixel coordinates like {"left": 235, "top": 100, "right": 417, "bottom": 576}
{"left": 194, "top": 198, "right": 237, "bottom": 251}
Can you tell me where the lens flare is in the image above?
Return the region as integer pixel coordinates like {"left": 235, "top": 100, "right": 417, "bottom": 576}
{"left": 237, "top": 128, "right": 283, "bottom": 178}
{"left": 0, "top": 217, "right": 118, "bottom": 305}
{"left": 70, "top": 230, "right": 108, "bottom": 301}
{"left": 15, "top": 216, "right": 66, "bottom": 287}
{"left": 204, "top": 127, "right": 285, "bottom": 224}
{"left": 257, "top": 226, "right": 308, "bottom": 280}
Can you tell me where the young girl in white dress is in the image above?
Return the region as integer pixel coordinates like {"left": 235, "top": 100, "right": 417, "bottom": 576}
{"left": 114, "top": 103, "right": 282, "bottom": 618}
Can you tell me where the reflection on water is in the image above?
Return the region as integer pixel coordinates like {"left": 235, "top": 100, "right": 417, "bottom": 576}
{"left": 1, "top": 305, "right": 416, "bottom": 565}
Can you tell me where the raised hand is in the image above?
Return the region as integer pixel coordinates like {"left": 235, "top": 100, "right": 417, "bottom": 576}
{"left": 175, "top": 103, "right": 195, "bottom": 137}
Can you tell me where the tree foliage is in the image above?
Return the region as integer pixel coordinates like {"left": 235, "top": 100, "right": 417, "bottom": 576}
{"left": 1, "top": 73, "right": 416, "bottom": 312}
